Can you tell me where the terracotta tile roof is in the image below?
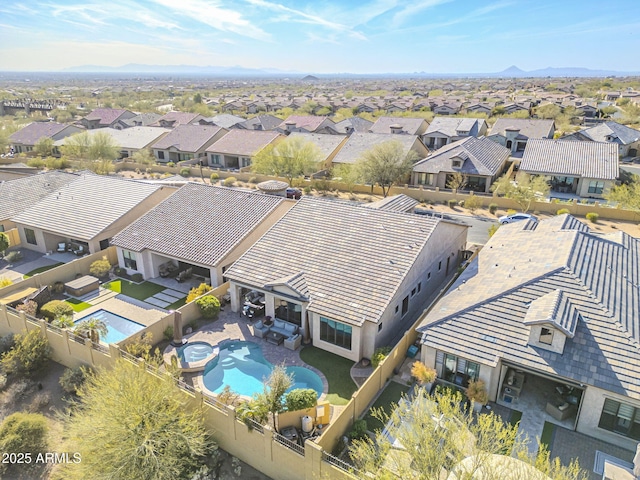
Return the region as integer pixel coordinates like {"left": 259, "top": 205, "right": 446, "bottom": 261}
{"left": 9, "top": 122, "right": 73, "bottom": 145}
{"left": 84, "top": 108, "right": 131, "bottom": 125}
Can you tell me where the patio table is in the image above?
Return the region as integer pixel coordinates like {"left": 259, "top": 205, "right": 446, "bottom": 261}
{"left": 266, "top": 331, "right": 285, "bottom": 346}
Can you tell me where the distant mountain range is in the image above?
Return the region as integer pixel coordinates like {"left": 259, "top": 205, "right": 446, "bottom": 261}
{"left": 58, "top": 63, "right": 640, "bottom": 78}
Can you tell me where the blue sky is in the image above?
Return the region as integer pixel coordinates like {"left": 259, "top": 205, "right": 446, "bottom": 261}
{"left": 1, "top": 0, "right": 638, "bottom": 73}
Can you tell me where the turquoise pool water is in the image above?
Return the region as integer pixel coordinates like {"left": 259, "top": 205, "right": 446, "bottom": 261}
{"left": 179, "top": 341, "right": 214, "bottom": 362}
{"left": 203, "top": 340, "right": 323, "bottom": 397}
{"left": 74, "top": 309, "right": 144, "bottom": 344}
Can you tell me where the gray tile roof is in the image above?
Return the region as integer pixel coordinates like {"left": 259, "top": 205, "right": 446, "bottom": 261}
{"left": 151, "top": 111, "right": 202, "bottom": 127}
{"left": 369, "top": 116, "right": 428, "bottom": 135}
{"left": 332, "top": 132, "right": 423, "bottom": 165}
{"left": 413, "top": 137, "right": 510, "bottom": 176}
{"left": 287, "top": 132, "right": 346, "bottom": 160}
{"left": 225, "top": 197, "right": 442, "bottom": 326}
{"left": 200, "top": 114, "right": 245, "bottom": 129}
{"left": 417, "top": 215, "right": 640, "bottom": 399}
{"left": 520, "top": 139, "right": 619, "bottom": 180}
{"left": 9, "top": 122, "right": 72, "bottom": 145}
{"left": 55, "top": 127, "right": 170, "bottom": 150}
{"left": 205, "top": 129, "right": 281, "bottom": 156}
{"left": 150, "top": 125, "right": 225, "bottom": 153}
{"left": 11, "top": 174, "right": 163, "bottom": 240}
{"left": 333, "top": 117, "right": 374, "bottom": 134}
{"left": 364, "top": 194, "right": 418, "bottom": 213}
{"left": 277, "top": 115, "right": 334, "bottom": 132}
{"left": 112, "top": 183, "right": 284, "bottom": 267}
{"left": 577, "top": 121, "right": 640, "bottom": 145}
{"left": 236, "top": 114, "right": 282, "bottom": 131}
{"left": 489, "top": 118, "right": 555, "bottom": 139}
{"left": 424, "top": 117, "right": 484, "bottom": 137}
{"left": 123, "top": 113, "right": 162, "bottom": 127}
{"left": 0, "top": 171, "right": 78, "bottom": 221}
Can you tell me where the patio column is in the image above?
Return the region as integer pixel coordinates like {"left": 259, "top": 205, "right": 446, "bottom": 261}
{"left": 171, "top": 310, "right": 184, "bottom": 347}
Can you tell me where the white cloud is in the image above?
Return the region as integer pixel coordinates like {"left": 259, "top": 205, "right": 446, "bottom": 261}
{"left": 391, "top": 0, "right": 452, "bottom": 27}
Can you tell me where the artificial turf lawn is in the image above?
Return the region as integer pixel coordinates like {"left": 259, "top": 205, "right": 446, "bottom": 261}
{"left": 364, "top": 381, "right": 411, "bottom": 431}
{"left": 65, "top": 298, "right": 92, "bottom": 312}
{"left": 299, "top": 346, "right": 357, "bottom": 405}
{"left": 540, "top": 421, "right": 556, "bottom": 449}
{"left": 103, "top": 279, "right": 165, "bottom": 301}
{"left": 509, "top": 409, "right": 523, "bottom": 427}
{"left": 166, "top": 297, "right": 187, "bottom": 310}
{"left": 22, "top": 262, "right": 64, "bottom": 279}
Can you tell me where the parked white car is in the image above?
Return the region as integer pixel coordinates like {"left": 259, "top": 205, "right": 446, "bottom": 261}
{"left": 498, "top": 213, "right": 538, "bottom": 224}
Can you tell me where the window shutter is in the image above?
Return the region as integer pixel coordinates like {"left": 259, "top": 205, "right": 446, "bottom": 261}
{"left": 457, "top": 359, "right": 467, "bottom": 374}
{"left": 602, "top": 399, "right": 619, "bottom": 415}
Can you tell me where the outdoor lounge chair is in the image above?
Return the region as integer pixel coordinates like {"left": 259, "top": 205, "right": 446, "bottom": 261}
{"left": 57, "top": 242, "right": 67, "bottom": 253}
{"left": 73, "top": 245, "right": 85, "bottom": 256}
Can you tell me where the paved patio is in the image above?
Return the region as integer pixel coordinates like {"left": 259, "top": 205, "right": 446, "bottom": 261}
{"left": 178, "top": 307, "right": 329, "bottom": 402}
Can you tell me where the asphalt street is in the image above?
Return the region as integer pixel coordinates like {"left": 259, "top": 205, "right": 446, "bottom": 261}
{"left": 445, "top": 213, "right": 499, "bottom": 246}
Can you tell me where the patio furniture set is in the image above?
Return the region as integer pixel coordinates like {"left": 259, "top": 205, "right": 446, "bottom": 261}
{"left": 252, "top": 318, "right": 302, "bottom": 350}
{"left": 56, "top": 242, "right": 87, "bottom": 256}
{"left": 158, "top": 261, "right": 193, "bottom": 283}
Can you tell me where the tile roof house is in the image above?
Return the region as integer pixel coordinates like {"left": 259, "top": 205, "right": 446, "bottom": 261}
{"left": 197, "top": 114, "right": 245, "bottom": 129}
{"left": 150, "top": 125, "right": 227, "bottom": 163}
{"left": 151, "top": 111, "right": 204, "bottom": 128}
{"left": 234, "top": 114, "right": 282, "bottom": 132}
{"left": 54, "top": 127, "right": 171, "bottom": 159}
{"left": 562, "top": 121, "right": 640, "bottom": 158}
{"left": 363, "top": 194, "right": 418, "bottom": 213}
{"left": 519, "top": 139, "right": 619, "bottom": 198}
{"left": 412, "top": 137, "right": 510, "bottom": 193}
{"left": 369, "top": 116, "right": 429, "bottom": 135}
{"left": 9, "top": 122, "right": 83, "bottom": 154}
{"left": 331, "top": 132, "right": 429, "bottom": 166}
{"left": 487, "top": 118, "right": 555, "bottom": 154}
{"left": 276, "top": 115, "right": 339, "bottom": 135}
{"left": 416, "top": 215, "right": 640, "bottom": 450}
{"left": 423, "top": 117, "right": 489, "bottom": 150}
{"left": 0, "top": 171, "right": 78, "bottom": 232}
{"left": 225, "top": 197, "right": 468, "bottom": 361}
{"left": 333, "top": 117, "right": 374, "bottom": 135}
{"left": 287, "top": 132, "right": 348, "bottom": 168}
{"left": 123, "top": 112, "right": 162, "bottom": 127}
{"left": 11, "top": 174, "right": 175, "bottom": 255}
{"left": 79, "top": 108, "right": 136, "bottom": 130}
{"left": 111, "top": 183, "right": 292, "bottom": 287}
{"left": 205, "top": 130, "right": 283, "bottom": 169}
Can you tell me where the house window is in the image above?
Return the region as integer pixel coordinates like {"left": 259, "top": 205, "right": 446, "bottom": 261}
{"left": 598, "top": 399, "right": 640, "bottom": 440}
{"left": 427, "top": 272, "right": 431, "bottom": 281}
{"left": 539, "top": 327, "right": 554, "bottom": 345}
{"left": 588, "top": 181, "right": 605, "bottom": 194}
{"left": 437, "top": 352, "right": 480, "bottom": 388}
{"left": 378, "top": 323, "right": 383, "bottom": 332}
{"left": 401, "top": 295, "right": 409, "bottom": 316}
{"left": 276, "top": 301, "right": 302, "bottom": 326}
{"left": 0, "top": 225, "right": 4, "bottom": 232}
{"left": 415, "top": 173, "right": 434, "bottom": 186}
{"left": 24, "top": 228, "right": 37, "bottom": 245}
{"left": 123, "top": 250, "right": 137, "bottom": 270}
{"left": 319, "top": 317, "right": 352, "bottom": 350}
{"left": 411, "top": 287, "right": 417, "bottom": 297}
{"left": 157, "top": 151, "right": 165, "bottom": 160}
{"left": 438, "top": 261, "right": 442, "bottom": 271}
{"left": 452, "top": 160, "right": 462, "bottom": 168}
{"left": 418, "top": 282, "right": 422, "bottom": 293}
{"left": 395, "top": 305, "right": 399, "bottom": 314}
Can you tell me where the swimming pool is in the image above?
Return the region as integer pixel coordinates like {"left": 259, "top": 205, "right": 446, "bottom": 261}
{"left": 74, "top": 309, "right": 145, "bottom": 344}
{"left": 179, "top": 341, "right": 215, "bottom": 363}
{"left": 202, "top": 340, "right": 323, "bottom": 397}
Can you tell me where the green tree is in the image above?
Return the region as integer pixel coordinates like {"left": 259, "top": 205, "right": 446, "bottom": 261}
{"left": 193, "top": 93, "right": 202, "bottom": 104}
{"left": 350, "top": 387, "right": 587, "bottom": 480}
{"left": 332, "top": 163, "right": 359, "bottom": 193}
{"left": 535, "top": 103, "right": 562, "bottom": 119}
{"left": 130, "top": 148, "right": 155, "bottom": 165}
{"left": 62, "top": 131, "right": 120, "bottom": 171}
{"left": 0, "top": 412, "right": 49, "bottom": 476}
{"left": 34, "top": 136, "right": 55, "bottom": 157}
{"left": 0, "top": 232, "right": 9, "bottom": 257}
{"left": 0, "top": 329, "right": 51, "bottom": 375}
{"left": 491, "top": 172, "right": 550, "bottom": 212}
{"left": 252, "top": 136, "right": 322, "bottom": 185}
{"left": 285, "top": 388, "right": 318, "bottom": 411}
{"left": 58, "top": 360, "right": 215, "bottom": 480}
{"left": 446, "top": 172, "right": 468, "bottom": 191}
{"left": 605, "top": 174, "right": 640, "bottom": 214}
{"left": 355, "top": 140, "right": 418, "bottom": 197}
{"left": 262, "top": 365, "right": 292, "bottom": 430}
{"left": 74, "top": 317, "right": 108, "bottom": 343}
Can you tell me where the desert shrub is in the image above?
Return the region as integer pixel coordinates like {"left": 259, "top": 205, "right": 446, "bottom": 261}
{"left": 0, "top": 277, "right": 12, "bottom": 288}
{"left": 506, "top": 209, "right": 517, "bottom": 215}
{"left": 464, "top": 195, "right": 482, "bottom": 212}
{"left": 349, "top": 419, "right": 368, "bottom": 440}
{"left": 166, "top": 162, "right": 175, "bottom": 167}
{"left": 248, "top": 176, "right": 258, "bottom": 183}
{"left": 223, "top": 176, "right": 237, "bottom": 187}
{"left": 186, "top": 283, "right": 212, "bottom": 303}
{"left": 114, "top": 266, "right": 125, "bottom": 277}
{"left": 466, "top": 379, "right": 489, "bottom": 404}
{"left": 371, "top": 346, "right": 392, "bottom": 368}
{"left": 0, "top": 329, "right": 51, "bottom": 375}
{"left": 26, "top": 158, "right": 45, "bottom": 169}
{"left": 89, "top": 256, "right": 111, "bottom": 277}
{"left": 285, "top": 388, "right": 318, "bottom": 412}
{"left": 124, "top": 333, "right": 154, "bottom": 358}
{"left": 303, "top": 186, "right": 312, "bottom": 195}
{"left": 312, "top": 179, "right": 330, "bottom": 193}
{"left": 210, "top": 172, "right": 219, "bottom": 181}
{"left": 4, "top": 251, "right": 22, "bottom": 263}
{"left": 586, "top": 212, "right": 599, "bottom": 223}
{"left": 131, "top": 273, "right": 143, "bottom": 283}
{"left": 163, "top": 326, "right": 174, "bottom": 341}
{"left": 45, "top": 156, "right": 69, "bottom": 169}
{"left": 60, "top": 366, "right": 90, "bottom": 394}
{"left": 488, "top": 224, "right": 500, "bottom": 238}
{"left": 447, "top": 199, "right": 457, "bottom": 208}
{"left": 28, "top": 392, "right": 51, "bottom": 412}
{"left": 0, "top": 412, "right": 49, "bottom": 471}
{"left": 195, "top": 295, "right": 220, "bottom": 319}
{"left": 411, "top": 361, "right": 437, "bottom": 384}
{"left": 0, "top": 333, "right": 15, "bottom": 354}
{"left": 488, "top": 203, "right": 498, "bottom": 215}
{"left": 50, "top": 281, "right": 65, "bottom": 294}
{"left": 40, "top": 300, "right": 73, "bottom": 321}
{"left": 557, "top": 208, "right": 570, "bottom": 215}
{"left": 180, "top": 167, "right": 191, "bottom": 177}
{"left": 16, "top": 300, "right": 37, "bottom": 317}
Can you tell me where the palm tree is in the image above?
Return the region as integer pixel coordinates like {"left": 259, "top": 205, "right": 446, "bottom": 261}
{"left": 74, "top": 317, "right": 108, "bottom": 343}
{"left": 52, "top": 315, "right": 75, "bottom": 329}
